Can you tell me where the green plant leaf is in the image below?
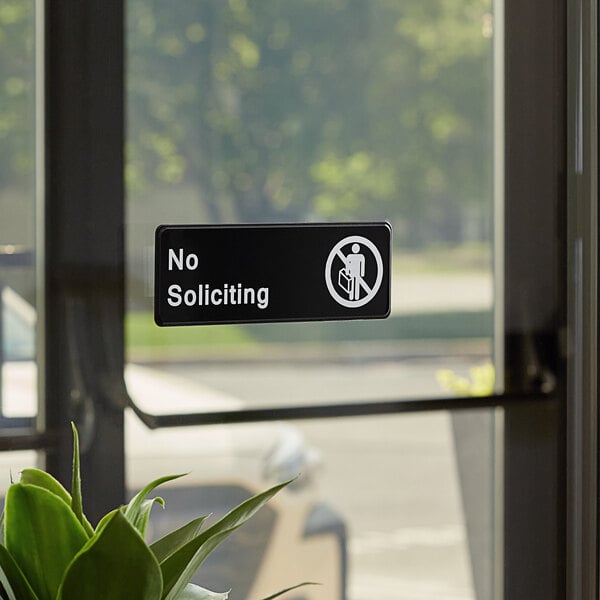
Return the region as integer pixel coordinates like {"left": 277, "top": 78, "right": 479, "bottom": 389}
{"left": 19, "top": 468, "right": 93, "bottom": 537}
{"left": 70, "top": 423, "right": 93, "bottom": 537}
{"left": 177, "top": 583, "right": 228, "bottom": 599}
{"left": 93, "top": 508, "right": 119, "bottom": 535}
{"left": 150, "top": 516, "right": 209, "bottom": 563}
{"left": 125, "top": 473, "right": 186, "bottom": 536}
{"left": 161, "top": 479, "right": 293, "bottom": 600}
{"left": 0, "top": 544, "right": 39, "bottom": 600}
{"left": 162, "top": 529, "right": 231, "bottom": 600}
{"left": 5, "top": 483, "right": 88, "bottom": 600}
{"left": 257, "top": 582, "right": 319, "bottom": 600}
{"left": 19, "top": 469, "right": 71, "bottom": 504}
{"left": 135, "top": 497, "right": 166, "bottom": 537}
{"left": 0, "top": 573, "right": 14, "bottom": 600}
{"left": 0, "top": 564, "right": 16, "bottom": 600}
{"left": 58, "top": 509, "right": 163, "bottom": 600}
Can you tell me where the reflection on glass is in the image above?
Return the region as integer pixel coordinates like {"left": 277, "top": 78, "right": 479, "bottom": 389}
{"left": 296, "top": 412, "right": 490, "bottom": 600}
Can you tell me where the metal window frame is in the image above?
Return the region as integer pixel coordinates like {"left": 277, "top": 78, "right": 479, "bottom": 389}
{"left": 567, "top": 0, "right": 598, "bottom": 597}
{"left": 40, "top": 0, "right": 127, "bottom": 522}
{"left": 502, "top": 1, "right": 568, "bottom": 598}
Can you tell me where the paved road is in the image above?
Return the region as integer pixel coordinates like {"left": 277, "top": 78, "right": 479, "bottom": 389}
{"left": 159, "top": 357, "right": 492, "bottom": 600}
{"left": 300, "top": 412, "right": 476, "bottom": 600}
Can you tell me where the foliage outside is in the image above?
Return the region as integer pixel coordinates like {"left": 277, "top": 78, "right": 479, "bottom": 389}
{"left": 1, "top": 0, "right": 493, "bottom": 250}
{"left": 436, "top": 362, "right": 495, "bottom": 397}
{"left": 126, "top": 0, "right": 492, "bottom": 247}
{"left": 0, "top": 425, "right": 313, "bottom": 600}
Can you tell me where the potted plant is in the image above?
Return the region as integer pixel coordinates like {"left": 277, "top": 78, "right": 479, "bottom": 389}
{"left": 0, "top": 424, "right": 313, "bottom": 600}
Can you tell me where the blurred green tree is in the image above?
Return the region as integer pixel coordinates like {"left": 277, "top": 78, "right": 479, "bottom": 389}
{"left": 0, "top": 0, "right": 34, "bottom": 192}
{"left": 0, "top": 0, "right": 493, "bottom": 248}
{"left": 127, "top": 0, "right": 493, "bottom": 246}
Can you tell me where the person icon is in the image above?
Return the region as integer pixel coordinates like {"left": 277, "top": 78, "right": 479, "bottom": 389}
{"left": 326, "top": 235, "right": 384, "bottom": 308}
{"left": 345, "top": 243, "right": 365, "bottom": 300}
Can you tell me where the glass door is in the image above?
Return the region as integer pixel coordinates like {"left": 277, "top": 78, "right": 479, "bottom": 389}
{"left": 123, "top": 2, "right": 520, "bottom": 599}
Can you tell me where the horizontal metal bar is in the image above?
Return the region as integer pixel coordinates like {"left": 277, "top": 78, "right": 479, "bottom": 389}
{"left": 0, "top": 416, "right": 38, "bottom": 429}
{"left": 0, "top": 429, "right": 59, "bottom": 451}
{"left": 0, "top": 418, "right": 58, "bottom": 451}
{"left": 0, "top": 392, "right": 551, "bottom": 450}
{"left": 130, "top": 391, "right": 552, "bottom": 430}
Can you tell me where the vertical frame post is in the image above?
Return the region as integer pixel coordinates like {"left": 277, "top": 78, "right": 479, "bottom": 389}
{"left": 42, "top": 0, "right": 126, "bottom": 522}
{"left": 503, "top": 0, "right": 567, "bottom": 598}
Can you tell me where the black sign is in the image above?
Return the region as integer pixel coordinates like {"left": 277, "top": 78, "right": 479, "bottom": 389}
{"left": 154, "top": 223, "right": 391, "bottom": 326}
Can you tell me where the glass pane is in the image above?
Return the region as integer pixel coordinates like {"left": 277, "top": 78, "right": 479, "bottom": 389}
{"left": 0, "top": 0, "right": 39, "bottom": 487}
{"left": 126, "top": 0, "right": 501, "bottom": 598}
{"left": 126, "top": 0, "right": 497, "bottom": 405}
{"left": 126, "top": 402, "right": 499, "bottom": 599}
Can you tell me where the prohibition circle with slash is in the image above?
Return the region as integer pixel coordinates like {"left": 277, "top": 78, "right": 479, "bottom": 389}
{"left": 325, "top": 235, "right": 384, "bottom": 308}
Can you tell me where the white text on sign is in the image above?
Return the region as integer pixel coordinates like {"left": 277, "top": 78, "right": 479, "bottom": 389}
{"left": 167, "top": 283, "right": 269, "bottom": 309}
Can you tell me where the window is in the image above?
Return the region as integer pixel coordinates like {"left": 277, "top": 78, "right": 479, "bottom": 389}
{"left": 0, "top": 0, "right": 38, "bottom": 469}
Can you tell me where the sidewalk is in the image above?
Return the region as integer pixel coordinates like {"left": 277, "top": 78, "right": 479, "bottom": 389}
{"left": 392, "top": 272, "right": 493, "bottom": 315}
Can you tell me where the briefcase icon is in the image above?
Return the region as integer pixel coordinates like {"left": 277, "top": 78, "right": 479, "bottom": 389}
{"left": 338, "top": 268, "right": 353, "bottom": 295}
